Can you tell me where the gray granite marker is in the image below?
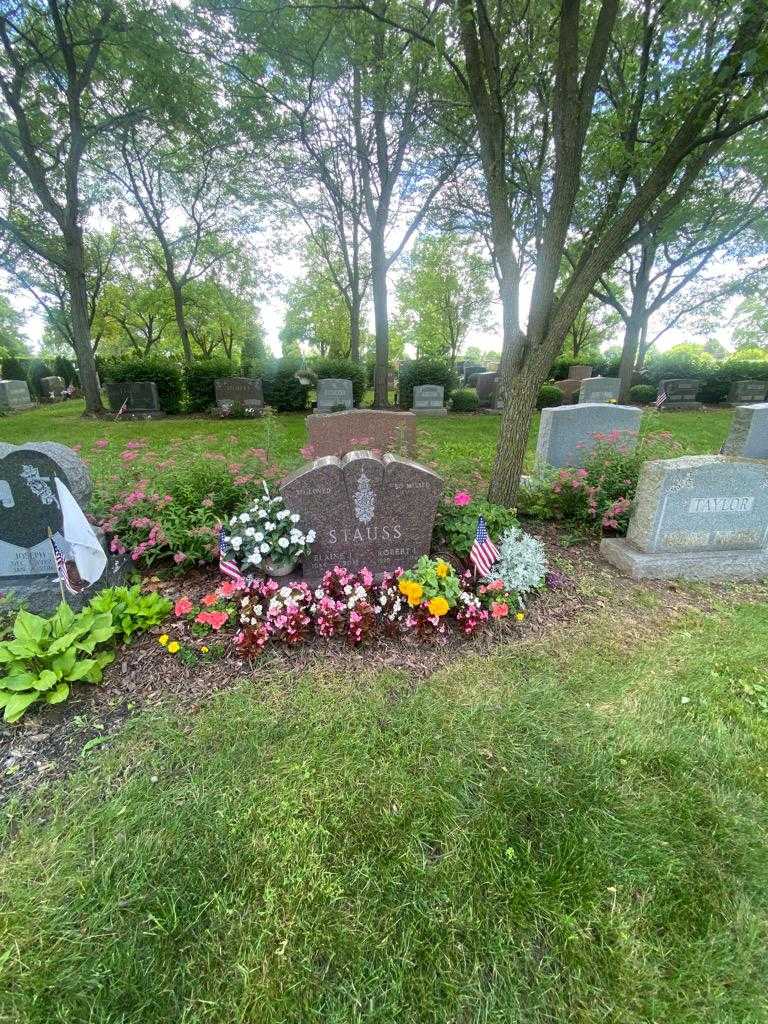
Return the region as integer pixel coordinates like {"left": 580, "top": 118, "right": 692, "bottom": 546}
{"left": 315, "top": 378, "right": 353, "bottom": 412}
{"left": 579, "top": 377, "right": 620, "bottom": 404}
{"left": 727, "top": 380, "right": 767, "bottom": 405}
{"left": 721, "top": 403, "right": 768, "bottom": 460}
{"left": 658, "top": 378, "right": 702, "bottom": 410}
{"left": 535, "top": 403, "right": 642, "bottom": 469}
{"left": 214, "top": 376, "right": 264, "bottom": 414}
{"left": 105, "top": 380, "right": 164, "bottom": 418}
{"left": 0, "top": 379, "right": 34, "bottom": 411}
{"left": 412, "top": 384, "right": 446, "bottom": 416}
{"left": 600, "top": 455, "right": 768, "bottom": 580}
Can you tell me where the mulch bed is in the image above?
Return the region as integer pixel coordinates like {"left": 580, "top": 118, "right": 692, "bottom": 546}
{"left": 0, "top": 524, "right": 759, "bottom": 805}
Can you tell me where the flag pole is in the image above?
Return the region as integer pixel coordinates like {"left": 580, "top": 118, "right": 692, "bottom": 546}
{"left": 47, "top": 527, "right": 67, "bottom": 605}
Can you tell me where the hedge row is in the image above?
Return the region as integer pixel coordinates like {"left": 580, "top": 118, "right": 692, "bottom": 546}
{"left": 1, "top": 355, "right": 78, "bottom": 397}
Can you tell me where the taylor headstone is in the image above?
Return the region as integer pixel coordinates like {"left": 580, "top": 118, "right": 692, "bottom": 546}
{"left": 721, "top": 403, "right": 768, "bottom": 460}
{"left": 315, "top": 378, "right": 354, "bottom": 413}
{"left": 412, "top": 384, "right": 446, "bottom": 416}
{"left": 658, "top": 378, "right": 702, "bottom": 410}
{"left": 105, "top": 380, "right": 165, "bottom": 418}
{"left": 535, "top": 403, "right": 642, "bottom": 469}
{"left": 307, "top": 409, "right": 416, "bottom": 458}
{"left": 280, "top": 450, "right": 442, "bottom": 580}
{"left": 579, "top": 377, "right": 620, "bottom": 404}
{"left": 214, "top": 376, "right": 264, "bottom": 414}
{"left": 601, "top": 455, "right": 768, "bottom": 580}
{"left": 0, "top": 379, "right": 34, "bottom": 411}
{"left": 728, "top": 380, "right": 767, "bottom": 405}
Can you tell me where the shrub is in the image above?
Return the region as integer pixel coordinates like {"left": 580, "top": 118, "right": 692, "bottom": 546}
{"left": 53, "top": 355, "right": 78, "bottom": 385}
{"left": 398, "top": 358, "right": 459, "bottom": 409}
{"left": 629, "top": 384, "right": 657, "bottom": 404}
{"left": 88, "top": 585, "right": 172, "bottom": 643}
{"left": 451, "top": 388, "right": 479, "bottom": 412}
{"left": 103, "top": 356, "right": 183, "bottom": 414}
{"left": 312, "top": 357, "right": 366, "bottom": 407}
{"left": 436, "top": 492, "right": 519, "bottom": 559}
{"left": 642, "top": 345, "right": 716, "bottom": 386}
{"left": 262, "top": 359, "right": 309, "bottom": 412}
{"left": 184, "top": 357, "right": 236, "bottom": 413}
{"left": 697, "top": 357, "right": 768, "bottom": 405}
{"left": 26, "top": 358, "right": 52, "bottom": 398}
{"left": 537, "top": 385, "right": 562, "bottom": 410}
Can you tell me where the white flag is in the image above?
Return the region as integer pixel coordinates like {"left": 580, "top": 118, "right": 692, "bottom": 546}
{"left": 54, "top": 477, "right": 107, "bottom": 584}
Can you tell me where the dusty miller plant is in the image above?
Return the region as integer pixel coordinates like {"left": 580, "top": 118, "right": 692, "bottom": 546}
{"left": 487, "top": 528, "right": 548, "bottom": 601}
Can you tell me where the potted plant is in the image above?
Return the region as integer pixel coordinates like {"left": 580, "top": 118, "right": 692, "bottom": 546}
{"left": 223, "top": 488, "right": 315, "bottom": 578}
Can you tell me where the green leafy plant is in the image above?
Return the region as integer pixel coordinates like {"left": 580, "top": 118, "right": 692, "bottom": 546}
{"left": 537, "top": 385, "right": 562, "bottom": 410}
{"left": 398, "top": 556, "right": 460, "bottom": 609}
{"left": 0, "top": 604, "right": 116, "bottom": 723}
{"left": 451, "top": 388, "right": 479, "bottom": 412}
{"left": 184, "top": 356, "right": 236, "bottom": 412}
{"left": 262, "top": 358, "right": 309, "bottom": 412}
{"left": 436, "top": 495, "right": 519, "bottom": 559}
{"left": 629, "top": 384, "right": 657, "bottom": 404}
{"left": 88, "top": 586, "right": 172, "bottom": 643}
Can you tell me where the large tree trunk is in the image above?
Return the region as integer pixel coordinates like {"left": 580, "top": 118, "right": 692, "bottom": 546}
{"left": 170, "top": 279, "right": 194, "bottom": 364}
{"left": 66, "top": 252, "right": 104, "bottom": 416}
{"left": 370, "top": 229, "right": 389, "bottom": 408}
{"left": 350, "top": 290, "right": 361, "bottom": 363}
{"left": 618, "top": 243, "right": 653, "bottom": 402}
{"left": 488, "top": 364, "right": 540, "bottom": 504}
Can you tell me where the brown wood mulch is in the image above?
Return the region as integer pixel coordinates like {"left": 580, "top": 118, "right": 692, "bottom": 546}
{"left": 1, "top": 523, "right": 762, "bottom": 805}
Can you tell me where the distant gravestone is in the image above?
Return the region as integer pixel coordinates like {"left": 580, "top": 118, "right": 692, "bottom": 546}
{"left": 728, "top": 380, "right": 767, "bottom": 405}
{"left": 657, "top": 378, "right": 702, "bottom": 410}
{"left": 0, "top": 442, "right": 124, "bottom": 611}
{"left": 307, "top": 409, "right": 416, "bottom": 458}
{"left": 315, "top": 378, "right": 354, "bottom": 413}
{"left": 601, "top": 455, "right": 768, "bottom": 580}
{"left": 0, "top": 379, "right": 34, "bottom": 411}
{"left": 280, "top": 450, "right": 443, "bottom": 580}
{"left": 40, "top": 375, "right": 65, "bottom": 399}
{"left": 555, "top": 364, "right": 594, "bottom": 403}
{"left": 579, "top": 377, "right": 620, "bottom": 404}
{"left": 535, "top": 403, "right": 642, "bottom": 469}
{"left": 214, "top": 376, "right": 264, "bottom": 414}
{"left": 721, "top": 403, "right": 768, "bottom": 460}
{"left": 105, "top": 380, "right": 164, "bottom": 419}
{"left": 412, "top": 384, "right": 446, "bottom": 416}
{"left": 475, "top": 372, "right": 500, "bottom": 409}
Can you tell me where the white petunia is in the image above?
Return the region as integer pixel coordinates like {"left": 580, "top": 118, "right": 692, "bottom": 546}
{"left": 264, "top": 522, "right": 274, "bottom": 530}
{"left": 260, "top": 542, "right": 270, "bottom": 553}
{"left": 307, "top": 529, "right": 316, "bottom": 543}
{"left": 245, "top": 527, "right": 255, "bottom": 537}
{"left": 231, "top": 536, "right": 242, "bottom": 549}
{"left": 258, "top": 510, "right": 267, "bottom": 519}
{"left": 278, "top": 537, "right": 289, "bottom": 549}
{"left": 254, "top": 532, "right": 264, "bottom": 542}
{"left": 279, "top": 586, "right": 292, "bottom": 598}
{"left": 239, "top": 512, "right": 250, "bottom": 523}
{"left": 290, "top": 513, "right": 300, "bottom": 523}
{"left": 277, "top": 509, "right": 290, "bottom": 520}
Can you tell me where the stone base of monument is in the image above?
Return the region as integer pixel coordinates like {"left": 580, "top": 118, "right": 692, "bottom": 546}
{"left": 659, "top": 402, "right": 703, "bottom": 411}
{"left": 600, "top": 536, "right": 768, "bottom": 581}
{"left": 116, "top": 409, "right": 166, "bottom": 420}
{"left": 2, "top": 550, "right": 129, "bottom": 615}
{"left": 412, "top": 407, "right": 447, "bottom": 416}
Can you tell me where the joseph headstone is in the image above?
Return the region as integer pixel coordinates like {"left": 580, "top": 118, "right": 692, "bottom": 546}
{"left": 579, "top": 377, "right": 620, "bottom": 404}
{"left": 315, "top": 378, "right": 354, "bottom": 413}
{"left": 0, "top": 379, "right": 34, "bottom": 411}
{"left": 307, "top": 409, "right": 416, "bottom": 458}
{"left": 535, "top": 403, "right": 642, "bottom": 469}
{"left": 601, "top": 455, "right": 768, "bottom": 580}
{"left": 412, "top": 384, "right": 446, "bottom": 416}
{"left": 721, "top": 403, "right": 768, "bottom": 460}
{"left": 280, "top": 450, "right": 442, "bottom": 580}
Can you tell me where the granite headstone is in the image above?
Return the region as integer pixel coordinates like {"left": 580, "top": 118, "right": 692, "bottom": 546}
{"left": 0, "top": 379, "right": 34, "bottom": 411}
{"left": 555, "top": 364, "right": 594, "bottom": 403}
{"left": 579, "top": 377, "right": 620, "bottom": 404}
{"left": 658, "top": 378, "right": 702, "bottom": 410}
{"left": 721, "top": 403, "right": 768, "bottom": 460}
{"left": 601, "top": 455, "right": 768, "bottom": 580}
{"left": 475, "top": 372, "right": 500, "bottom": 409}
{"left": 40, "top": 375, "right": 65, "bottom": 399}
{"left": 214, "top": 376, "right": 264, "bottom": 414}
{"left": 315, "top": 378, "right": 354, "bottom": 412}
{"left": 307, "top": 409, "right": 416, "bottom": 458}
{"left": 535, "top": 403, "right": 642, "bottom": 469}
{"left": 412, "top": 384, "right": 446, "bottom": 416}
{"left": 280, "top": 450, "right": 442, "bottom": 580}
{"left": 728, "top": 380, "right": 767, "bottom": 405}
{"left": 105, "top": 380, "right": 164, "bottom": 418}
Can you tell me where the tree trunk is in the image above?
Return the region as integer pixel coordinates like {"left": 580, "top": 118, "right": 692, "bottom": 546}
{"left": 487, "top": 364, "right": 539, "bottom": 505}
{"left": 350, "top": 291, "right": 361, "bottom": 363}
{"left": 617, "top": 244, "right": 653, "bottom": 402}
{"left": 66, "top": 256, "right": 103, "bottom": 416}
{"left": 170, "top": 280, "right": 193, "bottom": 364}
{"left": 371, "top": 230, "right": 389, "bottom": 408}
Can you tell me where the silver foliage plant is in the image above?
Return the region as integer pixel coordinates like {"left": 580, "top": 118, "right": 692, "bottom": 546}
{"left": 487, "top": 528, "right": 548, "bottom": 602}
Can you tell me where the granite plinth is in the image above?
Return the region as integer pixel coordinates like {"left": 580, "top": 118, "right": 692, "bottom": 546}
{"left": 600, "top": 537, "right": 768, "bottom": 581}
{"left": 721, "top": 403, "right": 768, "bottom": 460}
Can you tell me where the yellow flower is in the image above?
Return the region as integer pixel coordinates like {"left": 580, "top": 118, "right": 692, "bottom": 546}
{"left": 428, "top": 596, "right": 449, "bottom": 617}
{"left": 166, "top": 641, "right": 180, "bottom": 654}
{"left": 515, "top": 612, "right": 525, "bottom": 622}
{"left": 406, "top": 582, "right": 424, "bottom": 606}
{"left": 158, "top": 634, "right": 169, "bottom": 647}
{"left": 201, "top": 646, "right": 209, "bottom": 654}
{"left": 435, "top": 561, "right": 450, "bottom": 578}
{"left": 398, "top": 578, "right": 411, "bottom": 596}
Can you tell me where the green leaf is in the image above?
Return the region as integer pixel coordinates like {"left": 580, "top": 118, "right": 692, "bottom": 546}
{"left": 3, "top": 691, "right": 40, "bottom": 723}
{"left": 51, "top": 602, "right": 76, "bottom": 635}
{"left": 44, "top": 683, "right": 69, "bottom": 705}
{"left": 66, "top": 658, "right": 99, "bottom": 682}
{"left": 1, "top": 639, "right": 39, "bottom": 659}
{"left": 1, "top": 671, "right": 36, "bottom": 692}
{"left": 13, "top": 608, "right": 47, "bottom": 644}
{"left": 51, "top": 648, "right": 77, "bottom": 676}
{"left": 48, "top": 631, "right": 83, "bottom": 656}
{"left": 34, "top": 669, "right": 59, "bottom": 691}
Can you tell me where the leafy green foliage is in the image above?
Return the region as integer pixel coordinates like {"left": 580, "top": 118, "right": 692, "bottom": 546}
{"left": 398, "top": 555, "right": 460, "bottom": 608}
{"left": 436, "top": 497, "right": 519, "bottom": 559}
{"left": 537, "top": 385, "right": 562, "bottom": 410}
{"left": 311, "top": 356, "right": 367, "bottom": 407}
{"left": 87, "top": 586, "right": 172, "bottom": 644}
{"left": 103, "top": 357, "right": 184, "bottom": 414}
{"left": 184, "top": 356, "right": 236, "bottom": 413}
{"left": 26, "top": 358, "right": 53, "bottom": 398}
{"left": 450, "top": 388, "right": 479, "bottom": 412}
{"left": 398, "top": 358, "right": 459, "bottom": 409}
{"left": 0, "top": 604, "right": 116, "bottom": 723}
{"left": 262, "top": 359, "right": 309, "bottom": 412}
{"left": 629, "top": 384, "right": 657, "bottom": 403}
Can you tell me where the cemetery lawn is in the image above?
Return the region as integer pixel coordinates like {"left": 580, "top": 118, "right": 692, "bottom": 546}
{"left": 2, "top": 598, "right": 768, "bottom": 1023}
{"left": 0, "top": 400, "right": 734, "bottom": 487}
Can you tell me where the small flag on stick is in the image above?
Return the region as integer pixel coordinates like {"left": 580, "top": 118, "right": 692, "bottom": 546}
{"left": 654, "top": 385, "right": 668, "bottom": 409}
{"left": 48, "top": 529, "right": 87, "bottom": 597}
{"left": 114, "top": 398, "right": 128, "bottom": 421}
{"left": 219, "top": 529, "right": 246, "bottom": 587}
{"left": 470, "top": 516, "right": 500, "bottom": 577}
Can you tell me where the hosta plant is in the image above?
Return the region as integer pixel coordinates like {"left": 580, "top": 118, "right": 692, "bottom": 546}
{"left": 0, "top": 604, "right": 116, "bottom": 723}
{"left": 88, "top": 585, "right": 172, "bottom": 643}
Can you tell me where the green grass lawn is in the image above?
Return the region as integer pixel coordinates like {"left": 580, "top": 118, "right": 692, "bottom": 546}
{"left": 0, "top": 401, "right": 735, "bottom": 493}
{"left": 2, "top": 601, "right": 767, "bottom": 1022}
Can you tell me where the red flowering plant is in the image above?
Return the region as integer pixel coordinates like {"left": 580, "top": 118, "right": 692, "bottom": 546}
{"left": 171, "top": 580, "right": 243, "bottom": 639}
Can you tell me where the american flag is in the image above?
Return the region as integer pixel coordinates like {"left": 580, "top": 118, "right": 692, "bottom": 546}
{"left": 470, "top": 516, "right": 500, "bottom": 577}
{"left": 219, "top": 529, "right": 246, "bottom": 587}
{"left": 50, "top": 534, "right": 88, "bottom": 595}
{"left": 114, "top": 398, "right": 128, "bottom": 420}
{"left": 654, "top": 384, "right": 668, "bottom": 409}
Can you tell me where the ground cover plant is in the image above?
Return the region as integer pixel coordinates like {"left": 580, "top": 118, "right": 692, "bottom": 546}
{"left": 1, "top": 600, "right": 767, "bottom": 1022}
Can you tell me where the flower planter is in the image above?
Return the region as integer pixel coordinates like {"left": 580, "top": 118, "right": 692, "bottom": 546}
{"left": 264, "top": 556, "right": 298, "bottom": 578}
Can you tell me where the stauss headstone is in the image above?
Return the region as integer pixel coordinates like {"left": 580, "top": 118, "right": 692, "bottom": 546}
{"left": 280, "top": 450, "right": 443, "bottom": 579}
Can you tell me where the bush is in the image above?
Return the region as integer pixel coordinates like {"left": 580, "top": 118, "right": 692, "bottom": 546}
{"left": 262, "top": 359, "right": 309, "bottom": 412}
{"left": 103, "top": 356, "right": 183, "bottom": 414}
{"left": 1, "top": 355, "right": 30, "bottom": 383}
{"left": 397, "top": 359, "right": 459, "bottom": 409}
{"left": 436, "top": 493, "right": 519, "bottom": 559}
{"left": 311, "top": 357, "right": 367, "bottom": 407}
{"left": 629, "top": 384, "right": 657, "bottom": 404}
{"left": 26, "top": 358, "right": 53, "bottom": 398}
{"left": 642, "top": 345, "right": 716, "bottom": 386}
{"left": 451, "top": 388, "right": 479, "bottom": 412}
{"left": 53, "top": 355, "right": 78, "bottom": 385}
{"left": 184, "top": 357, "right": 236, "bottom": 413}
{"left": 537, "top": 385, "right": 562, "bottom": 410}
{"left": 697, "top": 357, "right": 768, "bottom": 405}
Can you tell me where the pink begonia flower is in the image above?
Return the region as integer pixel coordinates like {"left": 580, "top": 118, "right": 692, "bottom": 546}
{"left": 121, "top": 451, "right": 138, "bottom": 462}
{"left": 94, "top": 438, "right": 109, "bottom": 449}
{"left": 300, "top": 445, "right": 316, "bottom": 459}
{"left": 453, "top": 491, "right": 472, "bottom": 507}
{"left": 175, "top": 597, "right": 193, "bottom": 616}
{"left": 218, "top": 580, "right": 239, "bottom": 598}
{"left": 491, "top": 602, "right": 509, "bottom": 619}
{"left": 173, "top": 552, "right": 187, "bottom": 564}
